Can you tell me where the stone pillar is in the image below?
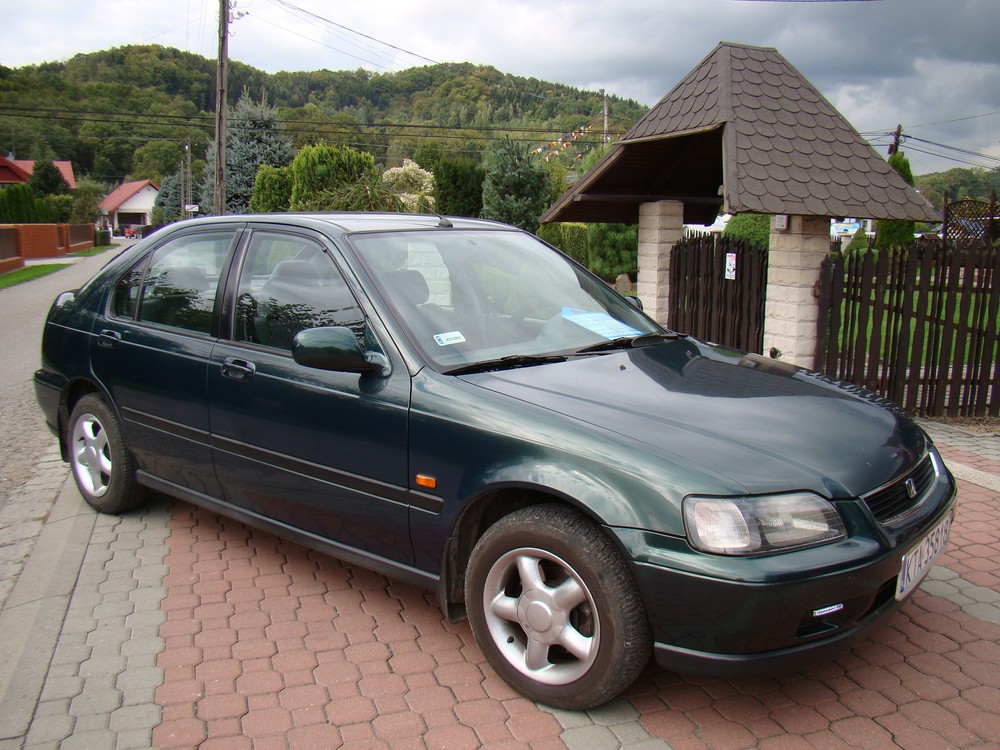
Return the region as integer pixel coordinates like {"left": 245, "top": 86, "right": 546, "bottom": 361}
{"left": 763, "top": 215, "right": 830, "bottom": 368}
{"left": 637, "top": 200, "right": 684, "bottom": 325}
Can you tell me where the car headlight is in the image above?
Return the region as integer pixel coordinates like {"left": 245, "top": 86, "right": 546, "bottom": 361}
{"left": 683, "top": 493, "right": 846, "bottom": 555}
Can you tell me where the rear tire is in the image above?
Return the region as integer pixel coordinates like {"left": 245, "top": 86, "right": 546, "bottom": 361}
{"left": 465, "top": 504, "right": 651, "bottom": 709}
{"left": 68, "top": 393, "right": 147, "bottom": 514}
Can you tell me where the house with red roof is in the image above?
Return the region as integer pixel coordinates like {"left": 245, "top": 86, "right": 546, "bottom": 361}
{"left": 0, "top": 156, "right": 78, "bottom": 190}
{"left": 0, "top": 155, "right": 33, "bottom": 187}
{"left": 99, "top": 179, "right": 159, "bottom": 234}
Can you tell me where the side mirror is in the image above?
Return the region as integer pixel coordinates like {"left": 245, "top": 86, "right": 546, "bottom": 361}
{"left": 292, "top": 327, "right": 390, "bottom": 376}
{"left": 626, "top": 295, "right": 643, "bottom": 311}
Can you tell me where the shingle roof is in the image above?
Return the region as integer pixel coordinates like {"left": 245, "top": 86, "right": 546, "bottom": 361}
{"left": 100, "top": 180, "right": 159, "bottom": 212}
{"left": 542, "top": 42, "right": 939, "bottom": 225}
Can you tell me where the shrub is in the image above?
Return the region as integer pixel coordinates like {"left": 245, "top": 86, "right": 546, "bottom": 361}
{"left": 586, "top": 223, "right": 638, "bottom": 281}
{"left": 722, "top": 213, "right": 771, "bottom": 248}
{"left": 250, "top": 165, "right": 292, "bottom": 213}
{"left": 435, "top": 157, "right": 484, "bottom": 218}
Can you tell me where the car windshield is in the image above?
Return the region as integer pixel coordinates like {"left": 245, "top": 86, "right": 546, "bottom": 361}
{"left": 348, "top": 228, "right": 664, "bottom": 372}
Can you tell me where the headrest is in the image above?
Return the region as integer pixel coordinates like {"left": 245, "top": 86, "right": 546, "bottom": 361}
{"left": 156, "top": 266, "right": 209, "bottom": 293}
{"left": 383, "top": 269, "right": 429, "bottom": 306}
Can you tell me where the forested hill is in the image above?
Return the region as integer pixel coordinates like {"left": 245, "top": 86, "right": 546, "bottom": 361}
{"left": 0, "top": 44, "right": 649, "bottom": 185}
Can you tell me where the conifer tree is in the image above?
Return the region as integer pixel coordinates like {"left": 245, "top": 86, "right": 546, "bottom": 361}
{"left": 481, "top": 137, "right": 549, "bottom": 233}
{"left": 202, "top": 89, "right": 295, "bottom": 214}
{"left": 28, "top": 160, "right": 70, "bottom": 198}
{"left": 875, "top": 152, "right": 917, "bottom": 250}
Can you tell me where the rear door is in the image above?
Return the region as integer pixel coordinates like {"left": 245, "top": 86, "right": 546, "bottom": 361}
{"left": 207, "top": 227, "right": 413, "bottom": 565}
{"left": 91, "top": 227, "right": 241, "bottom": 495}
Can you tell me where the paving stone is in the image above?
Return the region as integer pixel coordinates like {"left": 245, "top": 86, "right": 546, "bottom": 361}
{"left": 587, "top": 697, "right": 640, "bottom": 725}
{"left": 22, "top": 713, "right": 74, "bottom": 745}
{"left": 58, "top": 728, "right": 117, "bottom": 750}
{"left": 5, "top": 417, "right": 1000, "bottom": 750}
{"left": 109, "top": 703, "right": 164, "bottom": 732}
{"left": 560, "top": 724, "right": 621, "bottom": 750}
{"left": 38, "top": 675, "right": 84, "bottom": 702}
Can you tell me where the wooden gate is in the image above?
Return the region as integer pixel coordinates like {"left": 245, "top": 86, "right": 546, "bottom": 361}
{"left": 816, "top": 240, "right": 1000, "bottom": 417}
{"left": 668, "top": 233, "right": 768, "bottom": 353}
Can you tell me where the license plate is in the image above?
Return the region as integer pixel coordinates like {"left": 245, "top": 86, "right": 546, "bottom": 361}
{"left": 895, "top": 512, "right": 953, "bottom": 600}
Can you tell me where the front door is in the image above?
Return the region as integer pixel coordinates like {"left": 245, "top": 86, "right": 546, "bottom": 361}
{"left": 207, "top": 228, "right": 413, "bottom": 565}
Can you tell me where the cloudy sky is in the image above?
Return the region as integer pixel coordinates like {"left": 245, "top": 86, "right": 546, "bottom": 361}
{"left": 5, "top": 0, "right": 999, "bottom": 175}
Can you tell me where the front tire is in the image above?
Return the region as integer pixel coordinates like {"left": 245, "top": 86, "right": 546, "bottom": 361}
{"left": 68, "top": 393, "right": 147, "bottom": 514}
{"left": 465, "top": 504, "right": 651, "bottom": 709}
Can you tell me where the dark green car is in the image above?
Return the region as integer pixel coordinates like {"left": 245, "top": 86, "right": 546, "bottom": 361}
{"left": 35, "top": 213, "right": 956, "bottom": 709}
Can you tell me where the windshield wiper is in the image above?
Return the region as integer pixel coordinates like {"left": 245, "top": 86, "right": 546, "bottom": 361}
{"left": 444, "top": 354, "right": 568, "bottom": 375}
{"left": 574, "top": 332, "right": 679, "bottom": 354}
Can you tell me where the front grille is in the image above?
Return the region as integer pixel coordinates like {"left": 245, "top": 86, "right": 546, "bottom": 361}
{"left": 863, "top": 454, "right": 937, "bottom": 524}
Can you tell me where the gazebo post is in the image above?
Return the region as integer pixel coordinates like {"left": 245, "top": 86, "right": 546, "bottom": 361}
{"left": 637, "top": 200, "right": 685, "bottom": 324}
{"left": 763, "top": 214, "right": 831, "bottom": 367}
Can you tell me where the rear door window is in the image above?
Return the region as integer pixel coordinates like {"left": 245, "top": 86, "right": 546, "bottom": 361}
{"left": 112, "top": 231, "right": 236, "bottom": 334}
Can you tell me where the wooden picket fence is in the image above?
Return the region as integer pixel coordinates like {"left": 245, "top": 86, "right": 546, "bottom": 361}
{"left": 816, "top": 240, "right": 1000, "bottom": 417}
{"left": 668, "top": 233, "right": 768, "bottom": 354}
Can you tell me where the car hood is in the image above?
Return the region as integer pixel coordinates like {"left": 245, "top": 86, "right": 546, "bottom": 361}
{"left": 461, "top": 338, "right": 927, "bottom": 498}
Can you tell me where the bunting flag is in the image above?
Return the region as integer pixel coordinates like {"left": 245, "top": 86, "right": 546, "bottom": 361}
{"left": 533, "top": 126, "right": 590, "bottom": 160}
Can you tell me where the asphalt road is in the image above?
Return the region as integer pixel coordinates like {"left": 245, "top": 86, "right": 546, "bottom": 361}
{"left": 0, "top": 246, "right": 132, "bottom": 608}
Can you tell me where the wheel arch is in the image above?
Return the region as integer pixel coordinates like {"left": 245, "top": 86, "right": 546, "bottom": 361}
{"left": 440, "top": 483, "right": 620, "bottom": 622}
{"left": 56, "top": 378, "right": 104, "bottom": 460}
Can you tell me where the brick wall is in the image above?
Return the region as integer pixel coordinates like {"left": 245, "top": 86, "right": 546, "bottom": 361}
{"left": 16, "top": 224, "right": 65, "bottom": 260}
{"left": 0, "top": 256, "right": 24, "bottom": 274}
{"left": 0, "top": 223, "right": 94, "bottom": 262}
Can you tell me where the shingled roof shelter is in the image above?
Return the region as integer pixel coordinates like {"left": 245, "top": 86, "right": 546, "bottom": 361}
{"left": 543, "top": 42, "right": 939, "bottom": 366}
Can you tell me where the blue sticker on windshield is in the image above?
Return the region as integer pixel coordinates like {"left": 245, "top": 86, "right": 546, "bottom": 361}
{"left": 561, "top": 308, "right": 642, "bottom": 339}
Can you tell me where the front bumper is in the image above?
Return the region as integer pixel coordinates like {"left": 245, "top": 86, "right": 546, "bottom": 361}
{"left": 610, "top": 479, "right": 957, "bottom": 679}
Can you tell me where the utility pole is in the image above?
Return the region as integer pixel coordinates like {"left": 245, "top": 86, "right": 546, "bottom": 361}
{"left": 604, "top": 91, "right": 609, "bottom": 143}
{"left": 185, "top": 141, "right": 193, "bottom": 218}
{"left": 887, "top": 124, "right": 902, "bottom": 156}
{"left": 213, "top": 0, "right": 230, "bottom": 215}
{"left": 600, "top": 89, "right": 609, "bottom": 143}
{"left": 178, "top": 156, "right": 185, "bottom": 219}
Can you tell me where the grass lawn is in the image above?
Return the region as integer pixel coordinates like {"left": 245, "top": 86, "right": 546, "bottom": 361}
{"left": 69, "top": 244, "right": 116, "bottom": 258}
{"left": 0, "top": 244, "right": 115, "bottom": 290}
{"left": 0, "top": 264, "right": 71, "bottom": 289}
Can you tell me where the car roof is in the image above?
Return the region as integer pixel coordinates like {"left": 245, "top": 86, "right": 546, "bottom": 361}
{"left": 170, "top": 212, "right": 515, "bottom": 236}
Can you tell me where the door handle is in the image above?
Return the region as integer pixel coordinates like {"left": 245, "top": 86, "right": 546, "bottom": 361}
{"left": 97, "top": 329, "right": 122, "bottom": 348}
{"left": 221, "top": 357, "right": 256, "bottom": 380}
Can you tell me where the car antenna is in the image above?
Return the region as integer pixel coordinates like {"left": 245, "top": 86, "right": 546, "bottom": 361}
{"left": 399, "top": 191, "right": 453, "bottom": 228}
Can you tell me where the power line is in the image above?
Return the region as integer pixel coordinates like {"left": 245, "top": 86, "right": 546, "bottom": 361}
{"left": 908, "top": 110, "right": 1000, "bottom": 129}
{"left": 860, "top": 128, "right": 1000, "bottom": 170}
{"left": 0, "top": 105, "right": 624, "bottom": 138}
{"left": 904, "top": 135, "right": 1000, "bottom": 165}
{"left": 264, "top": 0, "right": 433, "bottom": 70}
{"left": 258, "top": 0, "right": 627, "bottom": 113}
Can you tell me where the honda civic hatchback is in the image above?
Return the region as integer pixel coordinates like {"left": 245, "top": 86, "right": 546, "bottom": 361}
{"left": 35, "top": 213, "right": 956, "bottom": 709}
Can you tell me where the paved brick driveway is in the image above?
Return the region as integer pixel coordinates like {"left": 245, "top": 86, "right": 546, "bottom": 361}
{"left": 150, "top": 435, "right": 1000, "bottom": 750}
